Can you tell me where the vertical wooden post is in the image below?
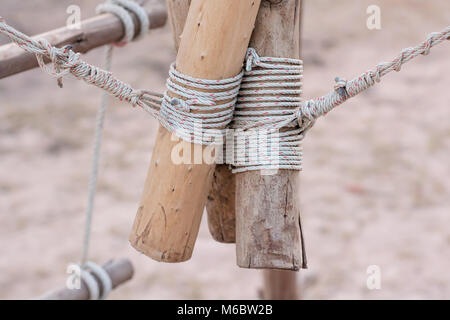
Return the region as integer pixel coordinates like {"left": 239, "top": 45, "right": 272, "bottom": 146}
{"left": 260, "top": 270, "right": 299, "bottom": 300}
{"left": 235, "top": 0, "right": 303, "bottom": 270}
{"left": 206, "top": 164, "right": 236, "bottom": 243}
{"left": 129, "top": 0, "right": 261, "bottom": 262}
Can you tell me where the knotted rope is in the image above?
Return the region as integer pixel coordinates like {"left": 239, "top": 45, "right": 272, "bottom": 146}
{"left": 0, "top": 12, "right": 161, "bottom": 117}
{"left": 0, "top": 14, "right": 449, "bottom": 169}
{"left": 230, "top": 49, "right": 305, "bottom": 172}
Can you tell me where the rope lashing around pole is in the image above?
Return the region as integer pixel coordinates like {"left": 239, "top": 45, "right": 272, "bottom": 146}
{"left": 0, "top": 17, "right": 449, "bottom": 157}
{"left": 160, "top": 64, "right": 243, "bottom": 145}
{"left": 79, "top": 0, "right": 149, "bottom": 300}
{"left": 230, "top": 48, "right": 305, "bottom": 172}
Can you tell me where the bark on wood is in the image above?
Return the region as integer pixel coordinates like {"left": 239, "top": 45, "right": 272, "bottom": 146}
{"left": 129, "top": 0, "right": 261, "bottom": 263}
{"left": 0, "top": 3, "right": 167, "bottom": 79}
{"left": 206, "top": 164, "right": 236, "bottom": 243}
{"left": 260, "top": 270, "right": 299, "bottom": 299}
{"left": 39, "top": 259, "right": 134, "bottom": 300}
{"left": 235, "top": 0, "right": 304, "bottom": 270}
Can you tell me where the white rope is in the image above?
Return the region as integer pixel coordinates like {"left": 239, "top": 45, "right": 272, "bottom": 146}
{"left": 79, "top": 1, "right": 148, "bottom": 299}
{"left": 248, "top": 26, "right": 450, "bottom": 132}
{"left": 80, "top": 268, "right": 100, "bottom": 300}
{"left": 96, "top": 0, "right": 149, "bottom": 44}
{"left": 160, "top": 64, "right": 243, "bottom": 145}
{"left": 229, "top": 48, "right": 304, "bottom": 172}
{"left": 83, "top": 261, "right": 113, "bottom": 300}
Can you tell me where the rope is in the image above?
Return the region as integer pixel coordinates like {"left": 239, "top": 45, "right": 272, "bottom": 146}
{"left": 80, "top": 0, "right": 150, "bottom": 269}
{"left": 229, "top": 49, "right": 304, "bottom": 172}
{"left": 160, "top": 64, "right": 243, "bottom": 145}
{"left": 78, "top": 0, "right": 147, "bottom": 300}
{"left": 248, "top": 26, "right": 450, "bottom": 132}
{"left": 0, "top": 14, "right": 162, "bottom": 118}
{"left": 76, "top": 261, "right": 113, "bottom": 300}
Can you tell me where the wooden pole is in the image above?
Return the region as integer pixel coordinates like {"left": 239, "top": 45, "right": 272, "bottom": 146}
{"left": 234, "top": 0, "right": 303, "bottom": 270}
{"left": 39, "top": 259, "right": 134, "bottom": 300}
{"left": 206, "top": 164, "right": 236, "bottom": 243}
{"left": 129, "top": 0, "right": 261, "bottom": 263}
{"left": 0, "top": 3, "right": 167, "bottom": 79}
{"left": 260, "top": 270, "right": 299, "bottom": 299}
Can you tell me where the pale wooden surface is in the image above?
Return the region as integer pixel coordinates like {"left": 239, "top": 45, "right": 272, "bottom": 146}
{"left": 0, "top": 3, "right": 167, "bottom": 79}
{"left": 235, "top": 0, "right": 304, "bottom": 270}
{"left": 39, "top": 259, "right": 134, "bottom": 300}
{"left": 166, "top": 0, "right": 191, "bottom": 52}
{"left": 129, "top": 0, "right": 261, "bottom": 262}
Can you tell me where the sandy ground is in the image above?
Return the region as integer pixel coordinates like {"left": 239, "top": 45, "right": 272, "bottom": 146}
{"left": 0, "top": 0, "right": 449, "bottom": 299}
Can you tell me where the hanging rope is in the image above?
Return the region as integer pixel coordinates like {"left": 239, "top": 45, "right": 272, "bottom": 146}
{"left": 78, "top": 0, "right": 149, "bottom": 300}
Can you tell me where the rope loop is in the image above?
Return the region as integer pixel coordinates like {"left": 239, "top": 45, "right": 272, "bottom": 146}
{"left": 96, "top": 0, "right": 149, "bottom": 45}
{"left": 79, "top": 261, "right": 113, "bottom": 300}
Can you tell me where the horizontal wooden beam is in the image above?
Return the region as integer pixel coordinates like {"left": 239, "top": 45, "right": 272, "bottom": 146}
{"left": 0, "top": 3, "right": 167, "bottom": 79}
{"left": 38, "top": 259, "right": 134, "bottom": 300}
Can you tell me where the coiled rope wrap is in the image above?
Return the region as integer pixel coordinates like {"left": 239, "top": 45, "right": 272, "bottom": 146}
{"left": 0, "top": 16, "right": 449, "bottom": 164}
{"left": 160, "top": 64, "right": 243, "bottom": 145}
{"left": 229, "top": 49, "right": 305, "bottom": 172}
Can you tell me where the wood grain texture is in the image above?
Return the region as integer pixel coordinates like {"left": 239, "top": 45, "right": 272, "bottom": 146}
{"left": 235, "top": 0, "right": 304, "bottom": 270}
{"left": 0, "top": 3, "right": 167, "bottom": 79}
{"left": 129, "top": 0, "right": 261, "bottom": 263}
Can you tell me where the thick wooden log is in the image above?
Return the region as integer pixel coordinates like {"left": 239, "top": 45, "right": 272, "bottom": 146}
{"left": 235, "top": 0, "right": 304, "bottom": 270}
{"left": 206, "top": 164, "right": 236, "bottom": 243}
{"left": 129, "top": 0, "right": 261, "bottom": 262}
{"left": 0, "top": 3, "right": 167, "bottom": 79}
{"left": 260, "top": 270, "right": 299, "bottom": 299}
{"left": 39, "top": 259, "right": 134, "bottom": 300}
{"left": 166, "top": 1, "right": 237, "bottom": 245}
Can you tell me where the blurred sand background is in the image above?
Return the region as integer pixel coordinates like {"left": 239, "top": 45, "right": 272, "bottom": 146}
{"left": 0, "top": 0, "right": 449, "bottom": 299}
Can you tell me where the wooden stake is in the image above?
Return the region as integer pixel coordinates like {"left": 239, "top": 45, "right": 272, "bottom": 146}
{"left": 39, "top": 259, "right": 134, "bottom": 300}
{"left": 0, "top": 3, "right": 167, "bottom": 79}
{"left": 234, "top": 0, "right": 304, "bottom": 270}
{"left": 260, "top": 270, "right": 299, "bottom": 299}
{"left": 129, "top": 0, "right": 261, "bottom": 263}
{"left": 206, "top": 164, "right": 236, "bottom": 243}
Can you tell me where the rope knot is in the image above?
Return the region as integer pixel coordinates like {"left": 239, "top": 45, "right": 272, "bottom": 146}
{"left": 170, "top": 97, "right": 191, "bottom": 112}
{"left": 245, "top": 48, "right": 261, "bottom": 72}
{"left": 295, "top": 101, "right": 316, "bottom": 134}
{"left": 334, "top": 77, "right": 348, "bottom": 98}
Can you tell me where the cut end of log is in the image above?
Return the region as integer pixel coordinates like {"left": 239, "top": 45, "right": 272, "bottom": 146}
{"left": 129, "top": 235, "right": 193, "bottom": 263}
